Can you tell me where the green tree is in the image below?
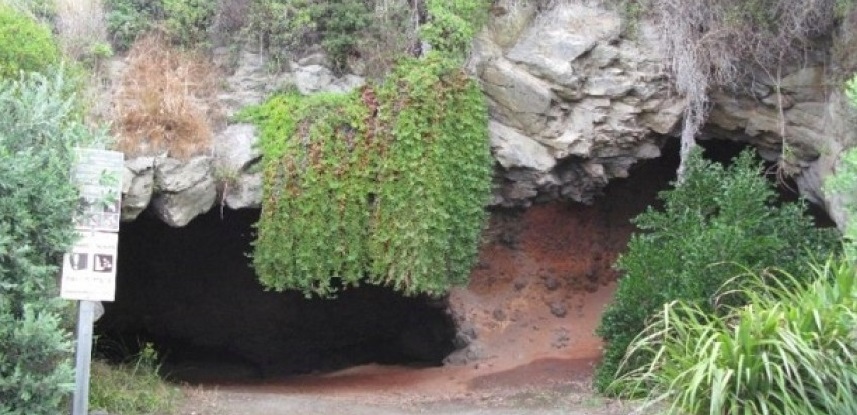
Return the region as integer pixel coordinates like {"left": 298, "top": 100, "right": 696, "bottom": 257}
{"left": 595, "top": 149, "right": 839, "bottom": 392}
{"left": 0, "top": 71, "right": 104, "bottom": 414}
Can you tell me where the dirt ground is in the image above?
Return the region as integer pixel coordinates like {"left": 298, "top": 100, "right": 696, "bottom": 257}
{"left": 172, "top": 159, "right": 673, "bottom": 415}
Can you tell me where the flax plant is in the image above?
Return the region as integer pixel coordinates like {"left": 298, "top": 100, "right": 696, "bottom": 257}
{"left": 610, "top": 257, "right": 857, "bottom": 415}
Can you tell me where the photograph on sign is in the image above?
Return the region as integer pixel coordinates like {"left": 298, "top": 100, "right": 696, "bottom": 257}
{"left": 61, "top": 231, "right": 119, "bottom": 302}
{"left": 71, "top": 148, "right": 124, "bottom": 233}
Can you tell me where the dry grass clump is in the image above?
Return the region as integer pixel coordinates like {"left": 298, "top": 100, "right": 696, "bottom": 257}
{"left": 113, "top": 33, "right": 221, "bottom": 159}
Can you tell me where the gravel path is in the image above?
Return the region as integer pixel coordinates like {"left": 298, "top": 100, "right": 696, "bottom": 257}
{"left": 179, "top": 384, "right": 643, "bottom": 415}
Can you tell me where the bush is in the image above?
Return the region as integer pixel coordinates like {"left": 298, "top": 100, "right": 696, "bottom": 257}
{"left": 239, "top": 0, "right": 371, "bottom": 71}
{"left": 242, "top": 53, "right": 492, "bottom": 297}
{"left": 163, "top": 0, "right": 215, "bottom": 46}
{"left": 827, "top": 73, "right": 857, "bottom": 257}
{"left": 421, "top": 0, "right": 489, "bottom": 60}
{"left": 104, "top": 0, "right": 163, "bottom": 51}
{"left": 610, "top": 257, "right": 857, "bottom": 415}
{"left": 594, "top": 149, "right": 839, "bottom": 392}
{"left": 106, "top": 0, "right": 213, "bottom": 48}
{"left": 0, "top": 5, "right": 60, "bottom": 79}
{"left": 0, "top": 71, "right": 104, "bottom": 414}
{"left": 237, "top": 0, "right": 488, "bottom": 74}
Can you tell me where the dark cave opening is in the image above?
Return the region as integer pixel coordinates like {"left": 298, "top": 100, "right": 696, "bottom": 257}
{"left": 96, "top": 208, "right": 458, "bottom": 383}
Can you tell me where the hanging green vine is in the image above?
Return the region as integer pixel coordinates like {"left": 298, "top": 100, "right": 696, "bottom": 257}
{"left": 241, "top": 52, "right": 492, "bottom": 297}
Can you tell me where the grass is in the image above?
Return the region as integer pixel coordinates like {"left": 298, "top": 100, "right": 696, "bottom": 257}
{"left": 113, "top": 33, "right": 220, "bottom": 159}
{"left": 90, "top": 344, "right": 181, "bottom": 415}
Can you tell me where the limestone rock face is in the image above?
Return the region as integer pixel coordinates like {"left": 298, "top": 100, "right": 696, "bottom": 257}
{"left": 120, "top": 0, "right": 853, "bottom": 229}
{"left": 122, "top": 156, "right": 155, "bottom": 221}
{"left": 475, "top": 1, "right": 682, "bottom": 207}
{"left": 213, "top": 123, "right": 263, "bottom": 210}
{"left": 214, "top": 48, "right": 365, "bottom": 117}
{"left": 150, "top": 156, "right": 217, "bottom": 227}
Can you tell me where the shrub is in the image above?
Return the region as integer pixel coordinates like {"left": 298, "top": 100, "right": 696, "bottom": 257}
{"left": 242, "top": 53, "right": 492, "bottom": 297}
{"left": 237, "top": 0, "right": 488, "bottom": 74}
{"left": 827, "top": 74, "right": 857, "bottom": 257}
{"left": 352, "top": 0, "right": 419, "bottom": 79}
{"left": 421, "top": 0, "right": 489, "bottom": 60}
{"left": 104, "top": 0, "right": 163, "bottom": 51}
{"left": 106, "top": 0, "right": 215, "bottom": 48}
{"left": 315, "top": 0, "right": 372, "bottom": 71}
{"left": 610, "top": 258, "right": 857, "bottom": 415}
{"left": 113, "top": 34, "right": 220, "bottom": 159}
{"left": 0, "top": 71, "right": 104, "bottom": 414}
{"left": 239, "top": 0, "right": 372, "bottom": 71}
{"left": 163, "top": 0, "right": 215, "bottom": 46}
{"left": 8, "top": 0, "right": 57, "bottom": 20}
{"left": 594, "top": 149, "right": 839, "bottom": 392}
{"left": 89, "top": 344, "right": 180, "bottom": 415}
{"left": 0, "top": 4, "right": 60, "bottom": 79}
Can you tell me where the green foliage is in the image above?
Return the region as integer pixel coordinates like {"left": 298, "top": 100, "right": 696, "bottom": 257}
{"left": 242, "top": 53, "right": 492, "bottom": 297}
{"left": 421, "top": 0, "right": 490, "bottom": 60}
{"left": 105, "top": 0, "right": 163, "bottom": 50}
{"left": 239, "top": 0, "right": 490, "bottom": 73}
{"left": 315, "top": 0, "right": 372, "bottom": 71}
{"left": 0, "top": 4, "right": 60, "bottom": 79}
{"left": 90, "top": 344, "right": 180, "bottom": 415}
{"left": 611, "top": 257, "right": 857, "bottom": 415}
{"left": 11, "top": 0, "right": 56, "bottom": 21}
{"left": 595, "top": 149, "right": 839, "bottom": 392}
{"left": 239, "top": 0, "right": 300, "bottom": 63}
{"left": 826, "top": 74, "right": 857, "bottom": 256}
{"left": 240, "top": 0, "right": 372, "bottom": 71}
{"left": 848, "top": 73, "right": 857, "bottom": 105}
{"left": 106, "top": 0, "right": 213, "bottom": 48}
{"left": 163, "top": 0, "right": 215, "bottom": 46}
{"left": 0, "top": 71, "right": 101, "bottom": 414}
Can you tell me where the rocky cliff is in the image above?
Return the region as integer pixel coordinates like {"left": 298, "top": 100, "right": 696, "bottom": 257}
{"left": 121, "top": 0, "right": 854, "bottom": 228}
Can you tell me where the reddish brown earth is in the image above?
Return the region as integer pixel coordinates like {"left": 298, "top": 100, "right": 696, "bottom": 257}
{"left": 187, "top": 156, "right": 676, "bottom": 414}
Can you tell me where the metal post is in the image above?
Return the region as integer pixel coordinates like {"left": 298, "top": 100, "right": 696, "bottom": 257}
{"left": 72, "top": 300, "right": 95, "bottom": 415}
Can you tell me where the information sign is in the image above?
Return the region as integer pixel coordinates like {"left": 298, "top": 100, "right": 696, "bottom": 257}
{"left": 60, "top": 232, "right": 119, "bottom": 301}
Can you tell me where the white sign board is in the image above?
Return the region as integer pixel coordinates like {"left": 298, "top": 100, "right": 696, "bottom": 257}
{"left": 61, "top": 232, "right": 119, "bottom": 301}
{"left": 71, "top": 148, "right": 124, "bottom": 233}
{"left": 61, "top": 148, "right": 124, "bottom": 302}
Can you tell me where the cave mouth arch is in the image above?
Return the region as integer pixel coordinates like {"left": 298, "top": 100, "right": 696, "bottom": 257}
{"left": 96, "top": 208, "right": 458, "bottom": 383}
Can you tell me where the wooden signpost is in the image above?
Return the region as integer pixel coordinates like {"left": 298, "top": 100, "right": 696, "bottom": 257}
{"left": 61, "top": 148, "right": 124, "bottom": 415}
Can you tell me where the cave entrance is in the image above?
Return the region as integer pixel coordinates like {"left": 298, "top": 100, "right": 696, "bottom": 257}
{"left": 96, "top": 208, "right": 457, "bottom": 383}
